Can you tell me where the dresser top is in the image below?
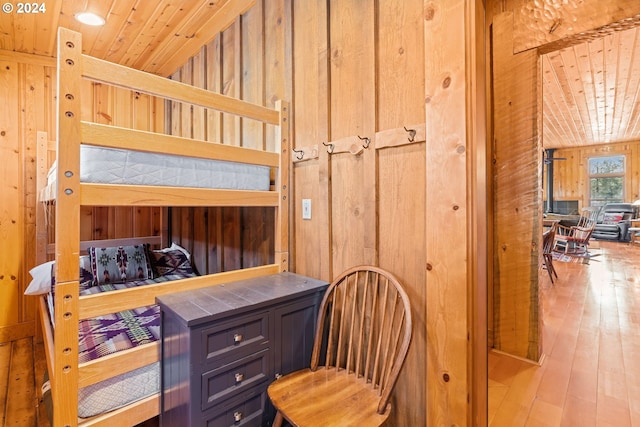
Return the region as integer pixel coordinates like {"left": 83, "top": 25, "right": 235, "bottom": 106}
{"left": 156, "top": 272, "right": 328, "bottom": 326}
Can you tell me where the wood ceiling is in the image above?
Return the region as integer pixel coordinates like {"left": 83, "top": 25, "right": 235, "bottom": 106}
{"left": 543, "top": 25, "right": 640, "bottom": 149}
{"left": 1, "top": 1, "right": 639, "bottom": 149}
{"left": 0, "top": 0, "right": 254, "bottom": 77}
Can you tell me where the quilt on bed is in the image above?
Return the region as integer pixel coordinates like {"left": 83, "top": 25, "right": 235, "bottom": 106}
{"left": 40, "top": 243, "right": 196, "bottom": 418}
{"left": 74, "top": 271, "right": 194, "bottom": 417}
{"left": 77, "top": 271, "right": 193, "bottom": 363}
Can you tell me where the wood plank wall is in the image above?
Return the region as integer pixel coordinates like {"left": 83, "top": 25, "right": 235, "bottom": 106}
{"left": 167, "top": 1, "right": 486, "bottom": 425}
{"left": 491, "top": 13, "right": 542, "bottom": 362}
{"left": 293, "top": 0, "right": 430, "bottom": 423}
{"left": 0, "top": 53, "right": 55, "bottom": 344}
{"left": 166, "top": 1, "right": 289, "bottom": 275}
{"left": 545, "top": 140, "right": 640, "bottom": 207}
{"left": 0, "top": 51, "right": 162, "bottom": 344}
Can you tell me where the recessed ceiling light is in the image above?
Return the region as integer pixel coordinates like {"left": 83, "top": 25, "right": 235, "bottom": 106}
{"left": 75, "top": 12, "right": 105, "bottom": 26}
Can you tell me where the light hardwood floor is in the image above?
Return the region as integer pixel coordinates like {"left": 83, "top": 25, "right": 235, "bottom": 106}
{"left": 1, "top": 240, "right": 637, "bottom": 426}
{"left": 490, "top": 240, "right": 640, "bottom": 427}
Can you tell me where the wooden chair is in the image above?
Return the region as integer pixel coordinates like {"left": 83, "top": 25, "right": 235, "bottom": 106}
{"left": 267, "top": 266, "right": 413, "bottom": 427}
{"left": 542, "top": 222, "right": 558, "bottom": 284}
{"left": 553, "top": 207, "right": 599, "bottom": 254}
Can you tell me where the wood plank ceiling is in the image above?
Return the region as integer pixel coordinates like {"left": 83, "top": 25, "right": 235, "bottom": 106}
{"left": 0, "top": 0, "right": 639, "bottom": 149}
{"left": 0, "top": 0, "right": 254, "bottom": 77}
{"left": 542, "top": 25, "right": 640, "bottom": 149}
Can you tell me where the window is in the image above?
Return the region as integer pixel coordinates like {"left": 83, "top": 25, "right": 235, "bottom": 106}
{"left": 588, "top": 155, "right": 625, "bottom": 207}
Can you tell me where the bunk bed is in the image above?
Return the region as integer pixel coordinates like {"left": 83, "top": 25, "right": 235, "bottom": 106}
{"left": 34, "top": 27, "right": 290, "bottom": 427}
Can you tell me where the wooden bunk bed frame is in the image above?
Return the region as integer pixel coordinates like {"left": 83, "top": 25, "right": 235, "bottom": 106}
{"left": 37, "top": 27, "right": 290, "bottom": 427}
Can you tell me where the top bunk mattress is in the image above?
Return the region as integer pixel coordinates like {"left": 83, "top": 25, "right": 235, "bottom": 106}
{"left": 46, "top": 145, "right": 271, "bottom": 191}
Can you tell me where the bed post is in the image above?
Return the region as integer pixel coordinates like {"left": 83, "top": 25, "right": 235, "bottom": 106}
{"left": 54, "top": 27, "right": 83, "bottom": 426}
{"left": 275, "top": 100, "right": 290, "bottom": 272}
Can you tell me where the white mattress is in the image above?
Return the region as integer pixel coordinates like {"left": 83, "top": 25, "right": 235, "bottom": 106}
{"left": 48, "top": 145, "right": 270, "bottom": 190}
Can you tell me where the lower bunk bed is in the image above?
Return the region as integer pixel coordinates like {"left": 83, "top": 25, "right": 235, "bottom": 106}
{"left": 30, "top": 240, "right": 282, "bottom": 425}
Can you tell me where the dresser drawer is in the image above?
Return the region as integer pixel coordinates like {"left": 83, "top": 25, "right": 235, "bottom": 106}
{"left": 200, "top": 311, "right": 269, "bottom": 367}
{"left": 201, "top": 349, "right": 270, "bottom": 412}
{"left": 203, "top": 388, "right": 267, "bottom": 427}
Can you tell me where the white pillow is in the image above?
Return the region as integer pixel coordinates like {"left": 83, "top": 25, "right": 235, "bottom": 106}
{"left": 24, "top": 256, "right": 91, "bottom": 295}
{"left": 24, "top": 261, "right": 55, "bottom": 295}
{"left": 157, "top": 242, "right": 192, "bottom": 260}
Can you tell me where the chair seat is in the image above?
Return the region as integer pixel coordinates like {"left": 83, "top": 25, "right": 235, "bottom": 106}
{"left": 267, "top": 367, "right": 390, "bottom": 427}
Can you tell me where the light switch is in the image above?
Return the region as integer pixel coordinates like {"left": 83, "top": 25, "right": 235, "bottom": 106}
{"left": 302, "top": 199, "right": 312, "bottom": 219}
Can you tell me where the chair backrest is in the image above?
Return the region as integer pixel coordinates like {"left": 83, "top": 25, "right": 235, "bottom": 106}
{"left": 309, "top": 266, "right": 412, "bottom": 414}
{"left": 577, "top": 207, "right": 599, "bottom": 230}
{"left": 542, "top": 222, "right": 557, "bottom": 255}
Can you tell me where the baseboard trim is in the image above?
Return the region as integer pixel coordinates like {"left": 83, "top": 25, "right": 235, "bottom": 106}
{"left": 489, "top": 348, "right": 546, "bottom": 366}
{"left": 0, "top": 321, "right": 35, "bottom": 344}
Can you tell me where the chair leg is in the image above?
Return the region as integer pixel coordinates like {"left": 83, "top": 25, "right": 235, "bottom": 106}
{"left": 273, "top": 411, "right": 284, "bottom": 427}
{"left": 549, "top": 259, "right": 557, "bottom": 280}
{"left": 544, "top": 256, "right": 555, "bottom": 284}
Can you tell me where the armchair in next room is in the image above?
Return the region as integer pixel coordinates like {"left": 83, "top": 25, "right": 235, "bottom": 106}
{"left": 591, "top": 203, "right": 635, "bottom": 242}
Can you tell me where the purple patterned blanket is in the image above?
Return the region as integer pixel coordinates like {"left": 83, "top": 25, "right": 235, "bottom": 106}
{"left": 77, "top": 272, "right": 193, "bottom": 363}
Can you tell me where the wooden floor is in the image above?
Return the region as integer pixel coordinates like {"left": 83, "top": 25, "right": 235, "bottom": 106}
{"left": 1, "top": 240, "right": 637, "bottom": 426}
{"left": 490, "top": 240, "right": 640, "bottom": 427}
{"left": 0, "top": 338, "right": 47, "bottom": 426}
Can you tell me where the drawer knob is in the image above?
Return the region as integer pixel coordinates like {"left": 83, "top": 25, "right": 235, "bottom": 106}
{"left": 234, "top": 411, "right": 243, "bottom": 422}
{"left": 233, "top": 333, "right": 243, "bottom": 343}
{"left": 235, "top": 372, "right": 244, "bottom": 382}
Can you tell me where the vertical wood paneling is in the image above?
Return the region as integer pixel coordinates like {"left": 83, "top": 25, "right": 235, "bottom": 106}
{"left": 329, "top": 0, "right": 375, "bottom": 273}
{"left": 424, "top": 1, "right": 474, "bottom": 425}
{"left": 22, "top": 64, "right": 46, "bottom": 322}
{"left": 206, "top": 36, "right": 223, "bottom": 143}
{"left": 190, "top": 48, "right": 209, "bottom": 272}
{"left": 375, "top": 1, "right": 426, "bottom": 425}
{"left": 378, "top": 143, "right": 426, "bottom": 426}
{"left": 0, "top": 60, "right": 21, "bottom": 331}
{"left": 222, "top": 20, "right": 242, "bottom": 271}
{"left": 241, "top": 3, "right": 268, "bottom": 270}
{"left": 492, "top": 12, "right": 542, "bottom": 361}
{"left": 264, "top": 0, "right": 287, "bottom": 271}
{"left": 376, "top": 0, "right": 425, "bottom": 129}
{"left": 165, "top": 3, "right": 282, "bottom": 276}
{"left": 288, "top": 1, "right": 481, "bottom": 424}
{"left": 547, "top": 140, "right": 640, "bottom": 206}
{"left": 242, "top": 3, "right": 265, "bottom": 151}
{"left": 291, "top": 0, "right": 328, "bottom": 280}
{"left": 191, "top": 48, "right": 207, "bottom": 141}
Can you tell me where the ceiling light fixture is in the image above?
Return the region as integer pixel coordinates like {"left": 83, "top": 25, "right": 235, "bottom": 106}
{"left": 75, "top": 12, "right": 105, "bottom": 26}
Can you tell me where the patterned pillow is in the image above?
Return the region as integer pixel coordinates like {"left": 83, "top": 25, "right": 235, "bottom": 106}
{"left": 602, "top": 212, "right": 624, "bottom": 225}
{"left": 88, "top": 245, "right": 153, "bottom": 285}
{"left": 150, "top": 243, "right": 195, "bottom": 277}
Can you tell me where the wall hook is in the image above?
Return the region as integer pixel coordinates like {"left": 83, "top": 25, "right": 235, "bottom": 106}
{"left": 322, "top": 141, "right": 335, "bottom": 154}
{"left": 357, "top": 135, "right": 371, "bottom": 149}
{"left": 292, "top": 148, "right": 304, "bottom": 160}
{"left": 404, "top": 126, "right": 416, "bottom": 143}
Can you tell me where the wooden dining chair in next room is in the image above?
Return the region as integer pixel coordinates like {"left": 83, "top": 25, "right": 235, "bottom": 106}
{"left": 542, "top": 222, "right": 559, "bottom": 284}
{"left": 267, "top": 266, "right": 413, "bottom": 427}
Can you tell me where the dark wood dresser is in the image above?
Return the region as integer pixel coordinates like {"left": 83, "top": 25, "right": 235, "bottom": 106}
{"left": 156, "top": 272, "right": 328, "bottom": 427}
